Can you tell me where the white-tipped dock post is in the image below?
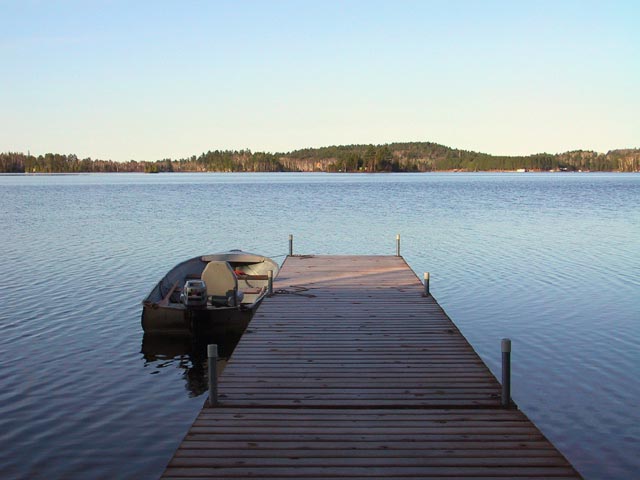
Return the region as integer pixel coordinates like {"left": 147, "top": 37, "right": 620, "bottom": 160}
{"left": 396, "top": 234, "right": 401, "bottom": 257}
{"left": 501, "top": 338, "right": 512, "bottom": 408}
{"left": 289, "top": 234, "right": 293, "bottom": 256}
{"left": 423, "top": 272, "right": 430, "bottom": 296}
{"left": 267, "top": 270, "right": 273, "bottom": 295}
{"left": 207, "top": 344, "right": 218, "bottom": 407}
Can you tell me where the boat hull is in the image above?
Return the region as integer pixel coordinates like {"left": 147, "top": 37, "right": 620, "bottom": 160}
{"left": 141, "top": 303, "right": 258, "bottom": 336}
{"left": 141, "top": 250, "right": 278, "bottom": 336}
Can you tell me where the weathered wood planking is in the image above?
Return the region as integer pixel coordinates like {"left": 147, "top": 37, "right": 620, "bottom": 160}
{"left": 218, "top": 256, "right": 500, "bottom": 408}
{"left": 162, "top": 255, "right": 581, "bottom": 479}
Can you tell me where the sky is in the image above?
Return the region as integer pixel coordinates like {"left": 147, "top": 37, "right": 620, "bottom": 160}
{"left": 1, "top": 0, "right": 638, "bottom": 162}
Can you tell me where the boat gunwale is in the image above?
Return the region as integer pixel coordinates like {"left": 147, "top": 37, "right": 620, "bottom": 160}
{"left": 141, "top": 250, "right": 280, "bottom": 310}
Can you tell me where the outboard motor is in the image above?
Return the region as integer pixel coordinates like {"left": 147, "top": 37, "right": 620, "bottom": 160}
{"left": 180, "top": 280, "right": 208, "bottom": 308}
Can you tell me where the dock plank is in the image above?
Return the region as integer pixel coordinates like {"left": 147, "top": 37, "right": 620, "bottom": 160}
{"left": 161, "top": 255, "right": 581, "bottom": 479}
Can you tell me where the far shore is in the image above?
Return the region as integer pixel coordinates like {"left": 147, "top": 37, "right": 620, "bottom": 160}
{"left": 4, "top": 169, "right": 636, "bottom": 176}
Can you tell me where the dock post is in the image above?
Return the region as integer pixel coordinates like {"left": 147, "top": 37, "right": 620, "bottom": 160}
{"left": 267, "top": 270, "right": 273, "bottom": 295}
{"left": 501, "top": 338, "right": 511, "bottom": 408}
{"left": 423, "top": 272, "right": 430, "bottom": 296}
{"left": 396, "top": 234, "right": 401, "bottom": 256}
{"left": 289, "top": 234, "right": 293, "bottom": 256}
{"left": 207, "top": 344, "right": 218, "bottom": 407}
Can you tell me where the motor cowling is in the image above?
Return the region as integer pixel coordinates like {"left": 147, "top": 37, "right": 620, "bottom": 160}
{"left": 180, "top": 280, "right": 208, "bottom": 308}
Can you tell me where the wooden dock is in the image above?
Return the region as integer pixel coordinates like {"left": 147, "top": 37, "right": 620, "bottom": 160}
{"left": 162, "top": 255, "right": 581, "bottom": 479}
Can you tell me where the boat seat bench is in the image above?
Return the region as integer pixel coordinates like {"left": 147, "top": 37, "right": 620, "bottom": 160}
{"left": 159, "top": 281, "right": 180, "bottom": 306}
{"left": 236, "top": 274, "right": 269, "bottom": 280}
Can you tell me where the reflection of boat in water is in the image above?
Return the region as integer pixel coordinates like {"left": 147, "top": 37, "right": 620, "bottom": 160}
{"left": 141, "top": 250, "right": 279, "bottom": 335}
{"left": 141, "top": 329, "right": 244, "bottom": 397}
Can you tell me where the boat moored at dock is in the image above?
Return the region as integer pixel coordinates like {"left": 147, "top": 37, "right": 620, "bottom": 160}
{"left": 141, "top": 250, "right": 279, "bottom": 335}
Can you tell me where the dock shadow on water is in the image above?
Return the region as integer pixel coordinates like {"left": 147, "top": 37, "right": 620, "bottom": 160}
{"left": 140, "top": 325, "right": 244, "bottom": 397}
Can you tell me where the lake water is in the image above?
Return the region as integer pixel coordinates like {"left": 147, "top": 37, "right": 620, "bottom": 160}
{"left": 0, "top": 172, "right": 638, "bottom": 479}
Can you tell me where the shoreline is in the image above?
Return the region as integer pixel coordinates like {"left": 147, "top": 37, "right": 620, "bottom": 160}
{"left": 3, "top": 169, "right": 635, "bottom": 176}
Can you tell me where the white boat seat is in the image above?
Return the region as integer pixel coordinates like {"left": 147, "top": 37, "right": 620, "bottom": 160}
{"left": 201, "top": 261, "right": 241, "bottom": 306}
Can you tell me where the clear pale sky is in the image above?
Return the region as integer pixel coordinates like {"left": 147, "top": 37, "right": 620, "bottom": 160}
{"left": 1, "top": 0, "right": 638, "bottom": 162}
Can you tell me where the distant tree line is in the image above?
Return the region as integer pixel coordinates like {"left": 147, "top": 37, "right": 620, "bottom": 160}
{"left": 0, "top": 152, "right": 148, "bottom": 173}
{"left": 173, "top": 150, "right": 286, "bottom": 172}
{"left": 1, "top": 143, "right": 638, "bottom": 174}
{"left": 282, "top": 142, "right": 639, "bottom": 172}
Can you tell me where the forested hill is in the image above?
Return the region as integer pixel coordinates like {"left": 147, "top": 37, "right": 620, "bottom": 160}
{"left": 1, "top": 142, "right": 639, "bottom": 173}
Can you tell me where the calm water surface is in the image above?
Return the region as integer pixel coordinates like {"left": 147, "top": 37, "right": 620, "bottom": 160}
{"left": 0, "top": 172, "right": 638, "bottom": 479}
